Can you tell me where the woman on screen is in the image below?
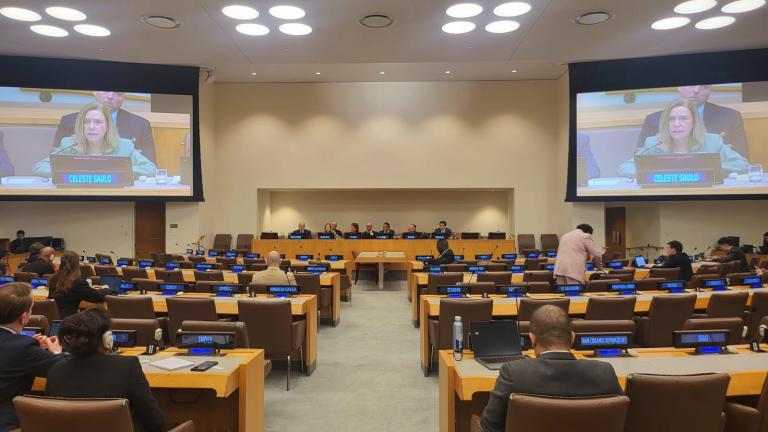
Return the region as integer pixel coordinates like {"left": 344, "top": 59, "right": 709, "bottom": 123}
{"left": 32, "top": 102, "right": 157, "bottom": 178}
{"left": 617, "top": 99, "right": 749, "bottom": 178}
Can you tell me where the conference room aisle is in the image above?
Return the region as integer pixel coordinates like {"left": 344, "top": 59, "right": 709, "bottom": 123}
{"left": 263, "top": 279, "right": 438, "bottom": 431}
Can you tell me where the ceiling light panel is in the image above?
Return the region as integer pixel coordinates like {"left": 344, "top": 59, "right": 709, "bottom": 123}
{"left": 721, "top": 0, "right": 766, "bottom": 12}
{"left": 493, "top": 2, "right": 532, "bottom": 17}
{"left": 695, "top": 15, "right": 736, "bottom": 28}
{"left": 30, "top": 24, "right": 68, "bottom": 37}
{"left": 45, "top": 6, "right": 86, "bottom": 21}
{"left": 74, "top": 24, "right": 110, "bottom": 36}
{"left": 442, "top": 21, "right": 476, "bottom": 34}
{"left": 0, "top": 7, "right": 41, "bottom": 21}
{"left": 651, "top": 16, "right": 691, "bottom": 29}
{"left": 485, "top": 20, "right": 520, "bottom": 33}
{"left": 279, "top": 22, "right": 312, "bottom": 35}
{"left": 222, "top": 5, "right": 259, "bottom": 20}
{"left": 236, "top": 23, "right": 270, "bottom": 35}
{"left": 673, "top": 0, "right": 718, "bottom": 14}
{"left": 269, "top": 5, "right": 306, "bottom": 20}
{"left": 446, "top": 3, "right": 483, "bottom": 18}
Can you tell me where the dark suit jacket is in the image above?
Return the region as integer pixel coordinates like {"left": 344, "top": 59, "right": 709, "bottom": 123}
{"left": 426, "top": 249, "right": 455, "bottom": 266}
{"left": 0, "top": 328, "right": 62, "bottom": 432}
{"left": 361, "top": 231, "right": 378, "bottom": 239}
{"left": 432, "top": 228, "right": 453, "bottom": 238}
{"left": 659, "top": 252, "right": 693, "bottom": 281}
{"left": 8, "top": 240, "right": 23, "bottom": 254}
{"left": 714, "top": 248, "right": 749, "bottom": 272}
{"left": 377, "top": 230, "right": 395, "bottom": 239}
{"left": 289, "top": 229, "right": 312, "bottom": 239}
{"left": 636, "top": 102, "right": 749, "bottom": 157}
{"left": 46, "top": 354, "right": 166, "bottom": 432}
{"left": 480, "top": 351, "right": 623, "bottom": 432}
{"left": 0, "top": 138, "right": 13, "bottom": 178}
{"left": 21, "top": 259, "right": 55, "bottom": 277}
{"left": 49, "top": 278, "right": 116, "bottom": 318}
{"left": 402, "top": 232, "right": 424, "bottom": 239}
{"left": 53, "top": 109, "right": 157, "bottom": 161}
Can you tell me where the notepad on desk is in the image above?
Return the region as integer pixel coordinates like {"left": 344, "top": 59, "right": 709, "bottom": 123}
{"left": 149, "top": 357, "right": 195, "bottom": 371}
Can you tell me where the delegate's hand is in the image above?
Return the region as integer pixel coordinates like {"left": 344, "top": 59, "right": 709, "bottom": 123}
{"left": 34, "top": 334, "right": 63, "bottom": 354}
{"left": 93, "top": 284, "right": 109, "bottom": 290}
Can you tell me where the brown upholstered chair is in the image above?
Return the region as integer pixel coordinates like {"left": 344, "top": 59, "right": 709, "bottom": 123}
{"left": 477, "top": 272, "right": 513, "bottom": 286}
{"left": 295, "top": 273, "right": 332, "bottom": 324}
{"left": 719, "top": 260, "right": 741, "bottom": 277}
{"left": 466, "top": 282, "right": 496, "bottom": 296}
{"left": 726, "top": 272, "right": 757, "bottom": 286}
{"left": 540, "top": 234, "right": 559, "bottom": 252}
{"left": 693, "top": 291, "right": 749, "bottom": 319}
{"left": 94, "top": 265, "right": 118, "bottom": 277}
{"left": 27, "top": 315, "right": 50, "bottom": 335}
{"left": 105, "top": 295, "right": 168, "bottom": 342}
{"left": 131, "top": 278, "right": 164, "bottom": 292}
{"left": 635, "top": 277, "right": 665, "bottom": 292}
{"left": 745, "top": 291, "right": 768, "bottom": 341}
{"left": 523, "top": 270, "right": 554, "bottom": 283}
{"left": 166, "top": 297, "right": 219, "bottom": 342}
{"left": 109, "top": 318, "right": 163, "bottom": 347}
{"left": 427, "top": 299, "right": 492, "bottom": 375}
{"left": 686, "top": 273, "right": 722, "bottom": 290}
{"left": 193, "top": 270, "right": 224, "bottom": 282}
{"left": 648, "top": 267, "right": 681, "bottom": 281}
{"left": 155, "top": 269, "right": 186, "bottom": 283}
{"left": 524, "top": 258, "right": 547, "bottom": 271}
{"left": 188, "top": 255, "right": 206, "bottom": 264}
{"left": 609, "top": 273, "right": 635, "bottom": 282}
{"left": 584, "top": 296, "right": 637, "bottom": 320}
{"left": 181, "top": 320, "right": 249, "bottom": 348}
{"left": 607, "top": 268, "right": 636, "bottom": 277}
{"left": 696, "top": 264, "right": 722, "bottom": 275}
{"left": 32, "top": 299, "right": 60, "bottom": 323}
{"left": 233, "top": 234, "right": 254, "bottom": 255}
{"left": 517, "top": 297, "right": 570, "bottom": 333}
{"left": 441, "top": 263, "right": 466, "bottom": 273}
{"left": 571, "top": 319, "right": 636, "bottom": 337}
{"left": 624, "top": 373, "right": 730, "bottom": 432}
{"left": 683, "top": 318, "right": 745, "bottom": 345}
{"left": 215, "top": 257, "right": 237, "bottom": 266}
{"left": 249, "top": 263, "right": 268, "bottom": 272}
{"left": 14, "top": 272, "right": 36, "bottom": 283}
{"left": 237, "top": 271, "right": 256, "bottom": 286}
{"left": 723, "top": 374, "right": 768, "bottom": 432}
{"left": 237, "top": 299, "right": 305, "bottom": 390}
{"left": 503, "top": 394, "right": 629, "bottom": 432}
{"left": 427, "top": 273, "right": 464, "bottom": 295}
{"left": 121, "top": 267, "right": 148, "bottom": 281}
{"left": 484, "top": 263, "right": 507, "bottom": 272}
{"left": 12, "top": 395, "right": 194, "bottom": 432}
{"left": 79, "top": 265, "right": 95, "bottom": 277}
{"left": 187, "top": 280, "right": 230, "bottom": 294}
{"left": 457, "top": 260, "right": 478, "bottom": 266}
{"left": 517, "top": 234, "right": 536, "bottom": 251}
{"left": 212, "top": 234, "right": 233, "bottom": 253}
{"left": 526, "top": 281, "right": 554, "bottom": 294}
{"left": 246, "top": 283, "right": 270, "bottom": 295}
{"left": 633, "top": 294, "right": 696, "bottom": 347}
{"left": 244, "top": 258, "right": 265, "bottom": 266}
{"left": 584, "top": 279, "right": 621, "bottom": 293}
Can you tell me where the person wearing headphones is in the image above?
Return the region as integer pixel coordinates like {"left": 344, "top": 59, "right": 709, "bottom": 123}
{"left": 45, "top": 308, "right": 166, "bottom": 432}
{"left": 425, "top": 239, "right": 455, "bottom": 266}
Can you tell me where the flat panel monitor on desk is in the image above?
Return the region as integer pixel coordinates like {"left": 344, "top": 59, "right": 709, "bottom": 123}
{"left": 467, "top": 266, "right": 487, "bottom": 274}
{"left": 415, "top": 255, "right": 434, "bottom": 262}
{"left": 86, "top": 256, "right": 96, "bottom": 263}
{"left": 196, "top": 263, "right": 213, "bottom": 272}
{"left": 574, "top": 332, "right": 632, "bottom": 357}
{"left": 673, "top": 330, "right": 730, "bottom": 354}
{"left": 225, "top": 251, "right": 237, "bottom": 258}
{"left": 427, "top": 265, "right": 443, "bottom": 274}
{"left": 266, "top": 285, "right": 300, "bottom": 298}
{"left": 260, "top": 232, "right": 279, "bottom": 240}
{"left": 0, "top": 275, "right": 16, "bottom": 285}
{"left": 210, "top": 283, "right": 242, "bottom": 297}
{"left": 741, "top": 275, "right": 763, "bottom": 288}
{"left": 586, "top": 262, "right": 595, "bottom": 271}
{"left": 295, "top": 254, "right": 312, "bottom": 261}
{"left": 525, "top": 252, "right": 539, "bottom": 259}
{"left": 119, "top": 281, "right": 135, "bottom": 295}
{"left": 30, "top": 278, "right": 48, "bottom": 289}
{"left": 98, "top": 257, "right": 112, "bottom": 265}
{"left": 660, "top": 280, "right": 686, "bottom": 293}
{"left": 166, "top": 262, "right": 181, "bottom": 270}
{"left": 324, "top": 254, "right": 342, "bottom": 261}
{"left": 317, "top": 234, "right": 334, "bottom": 239}
{"left": 453, "top": 255, "right": 464, "bottom": 261}
{"left": 344, "top": 233, "right": 361, "bottom": 240}
{"left": 305, "top": 265, "right": 329, "bottom": 275}
{"left": 99, "top": 276, "right": 123, "bottom": 293}
{"left": 474, "top": 254, "right": 491, "bottom": 261}
{"left": 542, "top": 263, "right": 555, "bottom": 271}
{"left": 497, "top": 284, "right": 528, "bottom": 297}
{"left": 607, "top": 261, "right": 623, "bottom": 269}
{"left": 138, "top": 260, "right": 154, "bottom": 269}
{"left": 50, "top": 154, "right": 133, "bottom": 188}
{"left": 229, "top": 264, "right": 247, "bottom": 273}
{"left": 701, "top": 278, "right": 728, "bottom": 291}
{"left": 438, "top": 285, "right": 470, "bottom": 298}
{"left": 245, "top": 252, "right": 260, "bottom": 259}
{"left": 116, "top": 258, "right": 130, "bottom": 267}
{"left": 186, "top": 248, "right": 194, "bottom": 255}
{"left": 507, "top": 265, "right": 525, "bottom": 273}
{"left": 633, "top": 256, "right": 646, "bottom": 267}
{"left": 546, "top": 251, "right": 557, "bottom": 258}
{"left": 195, "top": 249, "right": 205, "bottom": 256}
{"left": 207, "top": 250, "right": 219, "bottom": 257}
{"left": 160, "top": 283, "right": 185, "bottom": 296}
{"left": 111, "top": 330, "right": 137, "bottom": 349}
{"left": 556, "top": 284, "right": 583, "bottom": 296}
{"left": 176, "top": 331, "right": 236, "bottom": 355}
{"left": 501, "top": 253, "right": 517, "bottom": 260}
{"left": 608, "top": 282, "right": 637, "bottom": 295}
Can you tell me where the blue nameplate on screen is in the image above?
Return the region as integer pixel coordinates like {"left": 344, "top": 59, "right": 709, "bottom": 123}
{"left": 196, "top": 264, "right": 213, "bottom": 271}
{"left": 325, "top": 255, "right": 342, "bottom": 261}
{"left": 116, "top": 258, "right": 130, "bottom": 267}
{"left": 644, "top": 171, "right": 712, "bottom": 186}
{"left": 439, "top": 286, "right": 469, "bottom": 296}
{"left": 526, "top": 252, "right": 538, "bottom": 258}
{"left": 475, "top": 254, "right": 491, "bottom": 261}
{"left": 434, "top": 235, "right": 446, "bottom": 239}
{"left": 499, "top": 285, "right": 525, "bottom": 297}
{"left": 186, "top": 249, "right": 194, "bottom": 254}
{"left": 347, "top": 234, "right": 360, "bottom": 239}
{"left": 87, "top": 257, "right": 96, "bottom": 263}
{"left": 225, "top": 251, "right": 237, "bottom": 258}
{"left": 119, "top": 282, "right": 135, "bottom": 294}
{"left": 99, "top": 258, "right": 112, "bottom": 265}
{"left": 546, "top": 251, "right": 557, "bottom": 258}
{"left": 741, "top": 276, "right": 762, "bottom": 288}
{"left": 214, "top": 285, "right": 240, "bottom": 296}
{"left": 58, "top": 172, "right": 127, "bottom": 185}
{"left": 543, "top": 264, "right": 555, "bottom": 271}
{"left": 453, "top": 255, "right": 464, "bottom": 262}
{"left": 467, "top": 266, "right": 487, "bottom": 273}
{"left": 296, "top": 254, "right": 312, "bottom": 261}
{"left": 30, "top": 278, "right": 48, "bottom": 288}
{"left": 703, "top": 278, "right": 727, "bottom": 291}
{"left": 165, "top": 262, "right": 180, "bottom": 270}
{"left": 415, "top": 255, "right": 434, "bottom": 262}
{"left": 607, "top": 261, "right": 623, "bottom": 269}
{"left": 318, "top": 234, "right": 334, "bottom": 239}
{"left": 403, "top": 234, "right": 418, "bottom": 239}
{"left": 230, "top": 265, "right": 247, "bottom": 273}
{"left": 674, "top": 330, "right": 728, "bottom": 353}
{"left": 660, "top": 280, "right": 685, "bottom": 293}
{"left": 557, "top": 284, "right": 582, "bottom": 296}
{"left": 609, "top": 282, "right": 636, "bottom": 295}
{"left": 306, "top": 266, "right": 328, "bottom": 274}
{"left": 585, "top": 263, "right": 595, "bottom": 271}
{"left": 508, "top": 265, "right": 524, "bottom": 273}
{"left": 428, "top": 265, "right": 443, "bottom": 273}
{"left": 288, "top": 235, "right": 303, "bottom": 239}
{"left": 160, "top": 283, "right": 185, "bottom": 295}
{"left": 195, "top": 250, "right": 204, "bottom": 256}
{"left": 376, "top": 235, "right": 388, "bottom": 239}
{"left": 0, "top": 275, "right": 16, "bottom": 284}
{"left": 208, "top": 250, "right": 218, "bottom": 257}
{"left": 575, "top": 334, "right": 631, "bottom": 355}
{"left": 246, "top": 253, "right": 260, "bottom": 259}
{"left": 501, "top": 253, "right": 517, "bottom": 260}
{"left": 267, "top": 285, "right": 300, "bottom": 297}
{"left": 139, "top": 260, "right": 154, "bottom": 269}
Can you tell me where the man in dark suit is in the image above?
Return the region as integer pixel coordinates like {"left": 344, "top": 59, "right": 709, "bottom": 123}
{"left": 378, "top": 222, "right": 395, "bottom": 239}
{"left": 433, "top": 221, "right": 453, "bottom": 239}
{"left": 0, "top": 282, "right": 63, "bottom": 431}
{"left": 361, "top": 223, "right": 377, "bottom": 239}
{"left": 330, "top": 221, "right": 344, "bottom": 239}
{"left": 289, "top": 221, "right": 312, "bottom": 239}
{"left": 636, "top": 85, "right": 749, "bottom": 157}
{"left": 480, "top": 305, "right": 623, "bottom": 432}
{"left": 0, "top": 131, "right": 14, "bottom": 179}
{"left": 655, "top": 240, "right": 693, "bottom": 281}
{"left": 712, "top": 236, "right": 749, "bottom": 272}
{"left": 8, "top": 231, "right": 24, "bottom": 255}
{"left": 52, "top": 91, "right": 157, "bottom": 161}
{"left": 21, "top": 246, "right": 55, "bottom": 277}
{"left": 403, "top": 224, "right": 423, "bottom": 239}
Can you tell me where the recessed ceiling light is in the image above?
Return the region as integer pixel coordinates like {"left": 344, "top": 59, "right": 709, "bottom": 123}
{"left": 74, "top": 24, "right": 110, "bottom": 36}
{"left": 30, "top": 24, "right": 68, "bottom": 37}
{"left": 493, "top": 2, "right": 532, "bottom": 17}
{"left": 235, "top": 23, "right": 270, "bottom": 35}
{"left": 651, "top": 16, "right": 691, "bottom": 29}
{"left": 222, "top": 5, "right": 259, "bottom": 20}
{"left": 141, "top": 15, "right": 182, "bottom": 29}
{"left": 511, "top": 70, "right": 517, "bottom": 73}
{"left": 674, "top": 0, "right": 718, "bottom": 14}
{"left": 695, "top": 15, "right": 736, "bottom": 28}
{"left": 444, "top": 70, "right": 451, "bottom": 74}
{"left": 721, "top": 0, "right": 766, "bottom": 12}
{"left": 269, "top": 5, "right": 305, "bottom": 20}
{"left": 442, "top": 21, "right": 476, "bottom": 34}
{"left": 446, "top": 3, "right": 483, "bottom": 18}
{"left": 0, "top": 7, "right": 41, "bottom": 21}
{"left": 279, "top": 22, "right": 312, "bottom": 35}
{"left": 251, "top": 72, "right": 257, "bottom": 75}
{"left": 315, "top": 72, "right": 321, "bottom": 75}
{"left": 575, "top": 11, "right": 614, "bottom": 25}
{"left": 485, "top": 20, "right": 520, "bottom": 33}
{"left": 45, "top": 6, "right": 86, "bottom": 21}
{"left": 379, "top": 71, "right": 385, "bottom": 75}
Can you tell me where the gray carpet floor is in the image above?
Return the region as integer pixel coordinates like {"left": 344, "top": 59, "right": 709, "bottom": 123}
{"left": 263, "top": 278, "right": 438, "bottom": 431}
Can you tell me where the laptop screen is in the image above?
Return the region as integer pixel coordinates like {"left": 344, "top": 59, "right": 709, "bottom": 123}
{"left": 469, "top": 320, "right": 523, "bottom": 357}
{"left": 99, "top": 276, "right": 123, "bottom": 292}
{"left": 634, "top": 256, "right": 646, "bottom": 267}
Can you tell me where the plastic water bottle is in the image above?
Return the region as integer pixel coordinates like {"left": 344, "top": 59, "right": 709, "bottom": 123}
{"left": 453, "top": 316, "right": 463, "bottom": 361}
{"left": 86, "top": 278, "right": 92, "bottom": 287}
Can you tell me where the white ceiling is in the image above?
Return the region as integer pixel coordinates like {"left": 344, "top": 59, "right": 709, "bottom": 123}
{"left": 0, "top": 0, "right": 766, "bottom": 82}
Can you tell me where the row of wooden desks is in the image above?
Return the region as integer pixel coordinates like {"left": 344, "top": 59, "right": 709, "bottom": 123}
{"left": 32, "top": 290, "right": 319, "bottom": 375}
{"left": 439, "top": 346, "right": 768, "bottom": 432}
{"left": 418, "top": 288, "right": 765, "bottom": 374}
{"left": 32, "top": 348, "right": 265, "bottom": 432}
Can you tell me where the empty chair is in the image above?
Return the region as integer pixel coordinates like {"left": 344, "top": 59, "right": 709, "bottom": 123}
{"left": 523, "top": 270, "right": 554, "bottom": 284}
{"left": 467, "top": 282, "right": 496, "bottom": 296}
{"left": 526, "top": 281, "right": 554, "bottom": 294}
{"left": 181, "top": 320, "right": 249, "bottom": 348}
{"left": 635, "top": 277, "right": 665, "bottom": 292}
{"left": 247, "top": 283, "right": 269, "bottom": 295}
{"left": 441, "top": 263, "right": 466, "bottom": 273}
{"left": 426, "top": 272, "right": 464, "bottom": 295}
{"left": 105, "top": 296, "right": 156, "bottom": 319}
{"left": 745, "top": 291, "right": 768, "bottom": 341}
{"left": 683, "top": 318, "right": 745, "bottom": 345}
{"left": 166, "top": 297, "right": 219, "bottom": 341}
{"left": 237, "top": 271, "right": 256, "bottom": 286}
{"left": 524, "top": 258, "right": 547, "bottom": 271}
{"left": 693, "top": 291, "right": 749, "bottom": 319}
{"left": 212, "top": 233, "right": 233, "bottom": 253}
{"left": 233, "top": 234, "right": 254, "bottom": 255}
{"left": 585, "top": 296, "right": 637, "bottom": 320}
{"left": 13, "top": 272, "right": 36, "bottom": 283}
{"left": 109, "top": 318, "right": 163, "bottom": 347}
{"left": 696, "top": 264, "right": 722, "bottom": 275}
{"left": 215, "top": 257, "right": 237, "bottom": 265}
{"left": 238, "top": 299, "right": 306, "bottom": 390}
{"left": 32, "top": 299, "right": 60, "bottom": 323}
{"left": 131, "top": 278, "right": 164, "bottom": 293}
{"left": 517, "top": 234, "right": 536, "bottom": 251}
{"left": 249, "top": 263, "right": 268, "bottom": 272}
{"left": 12, "top": 395, "right": 194, "bottom": 432}
{"left": 609, "top": 273, "right": 634, "bottom": 282}
{"left": 540, "top": 234, "right": 559, "bottom": 252}
{"left": 571, "top": 319, "right": 636, "bottom": 337}
{"left": 188, "top": 255, "right": 206, "bottom": 264}
{"left": 94, "top": 266, "right": 118, "bottom": 277}
{"left": 517, "top": 297, "right": 570, "bottom": 333}
{"left": 78, "top": 265, "right": 95, "bottom": 278}
{"left": 633, "top": 294, "right": 696, "bottom": 347}
{"left": 484, "top": 263, "right": 506, "bottom": 272}
{"left": 624, "top": 373, "right": 730, "bottom": 432}
{"left": 477, "top": 272, "right": 513, "bottom": 286}
{"left": 723, "top": 374, "right": 768, "bottom": 432}
{"left": 193, "top": 270, "right": 224, "bottom": 282}
{"left": 726, "top": 272, "right": 757, "bottom": 286}
{"left": 457, "top": 260, "right": 478, "bottom": 266}
{"left": 608, "top": 267, "right": 636, "bottom": 276}
{"left": 719, "top": 260, "right": 741, "bottom": 277}
{"left": 501, "top": 394, "right": 629, "bottom": 432}
{"left": 27, "top": 315, "right": 50, "bottom": 335}
{"left": 244, "top": 258, "right": 265, "bottom": 266}
{"left": 648, "top": 267, "right": 680, "bottom": 281}
{"left": 154, "top": 269, "right": 186, "bottom": 283}
{"left": 686, "top": 274, "right": 722, "bottom": 290}
{"left": 121, "top": 267, "right": 148, "bottom": 281}
{"left": 584, "top": 279, "right": 621, "bottom": 293}
{"left": 295, "top": 273, "right": 332, "bottom": 323}
{"left": 427, "top": 298, "right": 492, "bottom": 374}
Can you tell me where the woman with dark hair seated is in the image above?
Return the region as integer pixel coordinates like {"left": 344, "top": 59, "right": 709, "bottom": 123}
{"left": 48, "top": 250, "right": 115, "bottom": 318}
{"left": 45, "top": 308, "right": 167, "bottom": 432}
{"left": 425, "top": 239, "right": 455, "bottom": 266}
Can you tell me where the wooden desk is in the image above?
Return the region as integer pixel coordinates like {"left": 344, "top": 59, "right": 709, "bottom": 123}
{"left": 33, "top": 348, "right": 264, "bottom": 432}
{"left": 439, "top": 347, "right": 768, "bottom": 432}
{"left": 354, "top": 251, "right": 406, "bottom": 288}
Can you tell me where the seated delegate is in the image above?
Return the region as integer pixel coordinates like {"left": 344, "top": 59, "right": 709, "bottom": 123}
{"left": 425, "top": 239, "right": 455, "bottom": 265}
{"left": 32, "top": 102, "right": 157, "bottom": 179}
{"left": 432, "top": 221, "right": 452, "bottom": 238}
{"left": 48, "top": 250, "right": 116, "bottom": 318}
{"left": 290, "top": 221, "right": 312, "bottom": 239}
{"left": 655, "top": 240, "right": 693, "bottom": 281}
{"left": 378, "top": 222, "right": 395, "bottom": 239}
{"left": 21, "top": 245, "right": 55, "bottom": 277}
{"left": 617, "top": 99, "right": 749, "bottom": 178}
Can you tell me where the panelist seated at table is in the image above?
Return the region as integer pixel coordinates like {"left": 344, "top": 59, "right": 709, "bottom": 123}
{"left": 361, "top": 223, "right": 378, "bottom": 239}
{"left": 251, "top": 251, "right": 296, "bottom": 285}
{"left": 32, "top": 103, "right": 158, "bottom": 179}
{"left": 479, "top": 306, "right": 623, "bottom": 432}
{"left": 48, "top": 250, "right": 117, "bottom": 319}
{"left": 654, "top": 240, "right": 693, "bottom": 281}
{"left": 424, "top": 239, "right": 455, "bottom": 266}
{"left": 289, "top": 221, "right": 312, "bottom": 239}
{"left": 378, "top": 222, "right": 395, "bottom": 239}
{"left": 330, "top": 221, "right": 343, "bottom": 239}
{"left": 403, "top": 224, "right": 424, "bottom": 239}
{"left": 344, "top": 223, "right": 361, "bottom": 239}
{"left": 617, "top": 99, "right": 750, "bottom": 179}
{"left": 320, "top": 223, "right": 335, "bottom": 238}
{"left": 46, "top": 309, "right": 167, "bottom": 432}
{"left": 432, "top": 221, "right": 453, "bottom": 239}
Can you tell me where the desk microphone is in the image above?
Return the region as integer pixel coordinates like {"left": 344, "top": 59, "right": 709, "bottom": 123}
{"left": 49, "top": 140, "right": 80, "bottom": 155}
{"left": 109, "top": 250, "right": 118, "bottom": 259}
{"left": 637, "top": 139, "right": 665, "bottom": 155}
{"left": 488, "top": 244, "right": 499, "bottom": 261}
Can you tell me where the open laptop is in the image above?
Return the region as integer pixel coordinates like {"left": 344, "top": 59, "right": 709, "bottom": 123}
{"left": 470, "top": 320, "right": 526, "bottom": 370}
{"left": 50, "top": 154, "right": 133, "bottom": 187}
{"left": 635, "top": 153, "right": 722, "bottom": 187}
